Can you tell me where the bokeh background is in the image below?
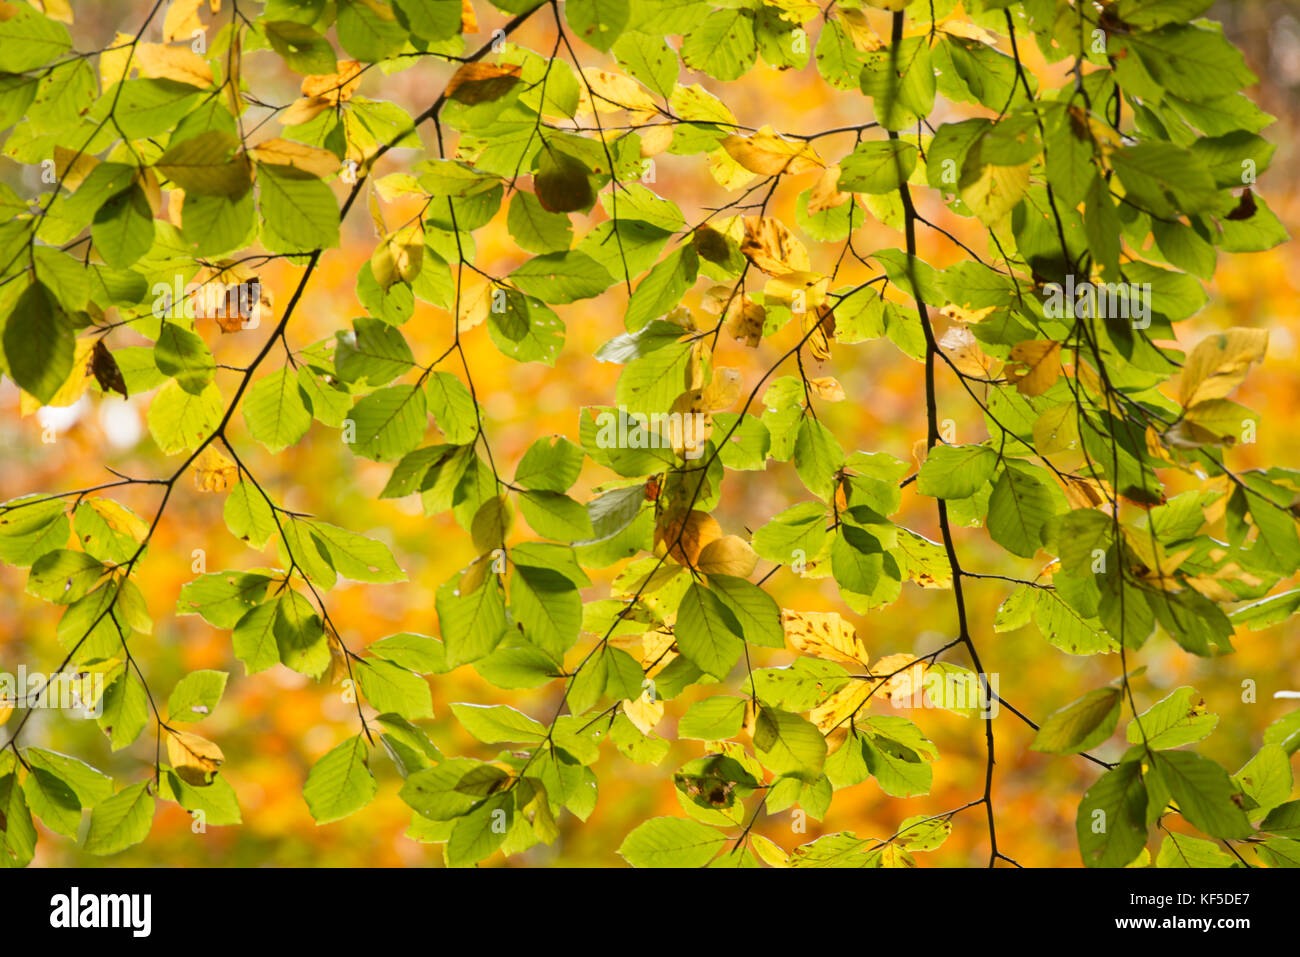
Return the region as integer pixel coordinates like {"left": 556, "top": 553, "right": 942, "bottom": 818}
{"left": 1, "top": 0, "right": 1297, "bottom": 866}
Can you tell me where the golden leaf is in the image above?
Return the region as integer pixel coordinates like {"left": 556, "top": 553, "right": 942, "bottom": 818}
{"left": 445, "top": 62, "right": 523, "bottom": 105}
{"left": 741, "top": 216, "right": 810, "bottom": 276}
{"left": 1178, "top": 327, "right": 1269, "bottom": 408}
{"left": 163, "top": 0, "right": 207, "bottom": 40}
{"left": 579, "top": 69, "right": 658, "bottom": 114}
{"left": 135, "top": 43, "right": 214, "bottom": 88}
{"left": 781, "top": 609, "right": 870, "bottom": 666}
{"left": 837, "top": 9, "right": 883, "bottom": 51}
{"left": 166, "top": 730, "right": 225, "bottom": 786}
{"left": 53, "top": 145, "right": 98, "bottom": 190}
{"left": 639, "top": 124, "right": 674, "bottom": 157}
{"left": 868, "top": 653, "right": 926, "bottom": 706}
{"left": 194, "top": 445, "right": 238, "bottom": 492}
{"left": 959, "top": 162, "right": 1030, "bottom": 225}
{"left": 807, "top": 376, "right": 845, "bottom": 402}
{"left": 697, "top": 535, "right": 759, "bottom": 578}
{"left": 707, "top": 147, "right": 757, "bottom": 191}
{"left": 280, "top": 97, "right": 332, "bottom": 127}
{"left": 655, "top": 509, "right": 722, "bottom": 566}
{"left": 810, "top": 680, "right": 874, "bottom": 750}
{"left": 623, "top": 690, "right": 664, "bottom": 734}
{"left": 461, "top": 0, "right": 478, "bottom": 33}
{"left": 100, "top": 30, "right": 136, "bottom": 87}
{"left": 807, "top": 165, "right": 851, "bottom": 213}
{"left": 248, "top": 138, "right": 341, "bottom": 178}
{"left": 721, "top": 125, "right": 824, "bottom": 177}
{"left": 700, "top": 367, "right": 743, "bottom": 412}
{"left": 1004, "top": 339, "right": 1062, "bottom": 396}
{"left": 301, "top": 61, "right": 364, "bottom": 103}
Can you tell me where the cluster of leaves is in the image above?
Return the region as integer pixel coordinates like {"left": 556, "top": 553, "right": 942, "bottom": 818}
{"left": 0, "top": 0, "right": 1297, "bottom": 869}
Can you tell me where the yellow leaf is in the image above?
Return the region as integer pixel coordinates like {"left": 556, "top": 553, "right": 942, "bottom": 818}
{"left": 750, "top": 834, "right": 789, "bottom": 867}
{"left": 700, "top": 367, "right": 743, "bottom": 412}
{"left": 868, "top": 653, "right": 926, "bottom": 706}
{"left": 707, "top": 147, "right": 757, "bottom": 191}
{"left": 579, "top": 69, "right": 658, "bottom": 114}
{"left": 623, "top": 691, "right": 663, "bottom": 734}
{"left": 193, "top": 445, "right": 238, "bottom": 492}
{"left": 163, "top": 0, "right": 206, "bottom": 41}
{"left": 721, "top": 125, "right": 824, "bottom": 177}
{"left": 301, "top": 61, "right": 364, "bottom": 103}
{"left": 248, "top": 138, "right": 341, "bottom": 178}
{"left": 100, "top": 30, "right": 136, "bottom": 87}
{"left": 807, "top": 376, "right": 845, "bottom": 402}
{"left": 461, "top": 0, "right": 478, "bottom": 32}
{"left": 1004, "top": 339, "right": 1062, "bottom": 396}
{"left": 1178, "top": 327, "right": 1269, "bottom": 407}
{"left": 806, "top": 165, "right": 851, "bottom": 213}
{"left": 741, "top": 216, "right": 810, "bottom": 276}
{"left": 810, "top": 680, "right": 874, "bottom": 750}
{"left": 166, "top": 730, "right": 225, "bottom": 786}
{"left": 135, "top": 43, "right": 214, "bottom": 88}
{"left": 371, "top": 222, "right": 424, "bottom": 290}
{"left": 639, "top": 123, "right": 673, "bottom": 157}
{"left": 84, "top": 498, "right": 149, "bottom": 545}
{"left": 697, "top": 535, "right": 759, "bottom": 577}
{"left": 53, "top": 145, "right": 98, "bottom": 191}
{"left": 0, "top": 702, "right": 12, "bottom": 727}
{"left": 781, "top": 609, "right": 869, "bottom": 666}
{"left": 959, "top": 163, "right": 1030, "bottom": 225}
{"left": 655, "top": 510, "right": 722, "bottom": 566}
{"left": 837, "top": 9, "right": 883, "bottom": 51}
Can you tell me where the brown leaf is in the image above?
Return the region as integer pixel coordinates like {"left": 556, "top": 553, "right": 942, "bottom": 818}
{"left": 444, "top": 62, "right": 523, "bottom": 105}
{"left": 655, "top": 510, "right": 722, "bottom": 566}
{"left": 91, "top": 340, "right": 127, "bottom": 398}
{"left": 1004, "top": 339, "right": 1062, "bottom": 396}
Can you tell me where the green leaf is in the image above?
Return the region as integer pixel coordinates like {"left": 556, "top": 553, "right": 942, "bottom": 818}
{"left": 679, "top": 697, "right": 747, "bottom": 740}
{"left": 307, "top": 521, "right": 405, "bottom": 583}
{"left": 450, "top": 702, "right": 546, "bottom": 744}
{"left": 21, "top": 768, "right": 80, "bottom": 839}
{"left": 1076, "top": 759, "right": 1148, "bottom": 868}
{"left": 303, "top": 735, "right": 378, "bottom": 824}
{"left": 147, "top": 379, "right": 223, "bottom": 455}
{"left": 265, "top": 20, "right": 338, "bottom": 75}
{"left": 564, "top": 0, "right": 629, "bottom": 53}
{"left": 680, "top": 8, "right": 756, "bottom": 82}
{"left": 1031, "top": 687, "right": 1121, "bottom": 754}
{"left": 166, "top": 669, "right": 228, "bottom": 723}
{"left": 509, "top": 251, "right": 613, "bottom": 303}
{"left": 675, "top": 582, "right": 744, "bottom": 679}
{"left": 755, "top": 707, "right": 827, "bottom": 781}
{"left": 987, "top": 463, "right": 1058, "bottom": 558}
{"left": 618, "top": 816, "right": 726, "bottom": 867}
{"left": 1151, "top": 751, "right": 1253, "bottom": 839}
{"left": 357, "top": 658, "right": 434, "bottom": 720}
{"left": 425, "top": 371, "right": 478, "bottom": 444}
{"left": 348, "top": 384, "right": 427, "bottom": 461}
{"left": 4, "top": 281, "right": 73, "bottom": 405}
{"left": 155, "top": 322, "right": 215, "bottom": 395}
{"left": 0, "top": 774, "right": 36, "bottom": 867}
{"left": 916, "top": 444, "right": 997, "bottom": 499}
{"left": 1125, "top": 686, "right": 1218, "bottom": 750}
{"left": 84, "top": 782, "right": 155, "bottom": 856}
{"left": 838, "top": 140, "right": 917, "bottom": 194}
{"left": 258, "top": 163, "right": 340, "bottom": 252}
{"left": 337, "top": 0, "right": 410, "bottom": 61}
